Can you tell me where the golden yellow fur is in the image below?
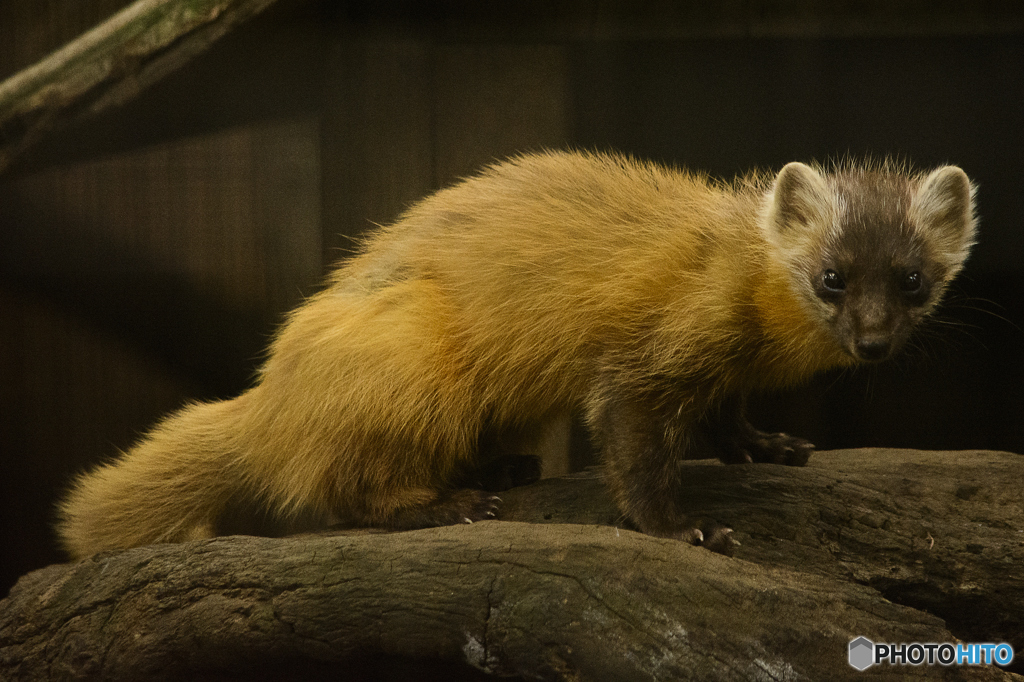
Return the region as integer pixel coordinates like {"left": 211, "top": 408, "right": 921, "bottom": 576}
{"left": 58, "top": 151, "right": 976, "bottom": 558}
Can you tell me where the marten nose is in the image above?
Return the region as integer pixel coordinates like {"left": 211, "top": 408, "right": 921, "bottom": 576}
{"left": 854, "top": 337, "right": 891, "bottom": 362}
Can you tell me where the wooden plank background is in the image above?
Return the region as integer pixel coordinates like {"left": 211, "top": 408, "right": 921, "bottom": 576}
{"left": 1, "top": 0, "right": 1022, "bottom": 598}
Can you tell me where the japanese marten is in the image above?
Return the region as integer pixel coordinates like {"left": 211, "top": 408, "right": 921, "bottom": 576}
{"left": 57, "top": 151, "right": 977, "bottom": 558}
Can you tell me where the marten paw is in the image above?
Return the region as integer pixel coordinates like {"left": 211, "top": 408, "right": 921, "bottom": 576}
{"left": 386, "top": 489, "right": 500, "bottom": 530}
{"left": 678, "top": 519, "right": 738, "bottom": 556}
{"left": 458, "top": 489, "right": 502, "bottom": 524}
{"left": 754, "top": 432, "right": 814, "bottom": 466}
{"left": 435, "top": 489, "right": 501, "bottom": 525}
{"left": 721, "top": 431, "right": 814, "bottom": 467}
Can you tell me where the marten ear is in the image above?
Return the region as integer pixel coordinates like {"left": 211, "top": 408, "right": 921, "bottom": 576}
{"left": 764, "top": 162, "right": 834, "bottom": 252}
{"left": 911, "top": 165, "right": 977, "bottom": 274}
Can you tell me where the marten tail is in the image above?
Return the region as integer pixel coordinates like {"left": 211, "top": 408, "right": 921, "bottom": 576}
{"left": 57, "top": 399, "right": 246, "bottom": 560}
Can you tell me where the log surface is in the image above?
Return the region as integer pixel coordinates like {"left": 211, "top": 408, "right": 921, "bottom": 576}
{"left": 1, "top": 449, "right": 1022, "bottom": 680}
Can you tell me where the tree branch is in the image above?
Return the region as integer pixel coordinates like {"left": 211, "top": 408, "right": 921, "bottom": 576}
{"left": 0, "top": 0, "right": 285, "bottom": 175}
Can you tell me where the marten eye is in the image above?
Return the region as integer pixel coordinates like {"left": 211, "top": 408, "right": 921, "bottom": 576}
{"left": 900, "top": 271, "right": 922, "bottom": 294}
{"left": 821, "top": 269, "right": 846, "bottom": 293}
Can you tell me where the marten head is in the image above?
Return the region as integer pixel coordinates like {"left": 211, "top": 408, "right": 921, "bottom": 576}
{"left": 762, "top": 160, "right": 977, "bottom": 363}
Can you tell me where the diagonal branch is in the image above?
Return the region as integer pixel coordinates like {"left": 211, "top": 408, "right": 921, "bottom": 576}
{"left": 0, "top": 0, "right": 286, "bottom": 175}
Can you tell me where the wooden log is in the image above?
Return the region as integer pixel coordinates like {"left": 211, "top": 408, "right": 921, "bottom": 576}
{"left": 0, "top": 0, "right": 285, "bottom": 175}
{"left": 1, "top": 449, "right": 1022, "bottom": 680}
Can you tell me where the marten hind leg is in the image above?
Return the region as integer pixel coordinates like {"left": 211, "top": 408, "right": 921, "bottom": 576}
{"left": 709, "top": 395, "right": 814, "bottom": 466}
{"left": 375, "top": 487, "right": 500, "bottom": 531}
{"left": 588, "top": 392, "right": 736, "bottom": 555}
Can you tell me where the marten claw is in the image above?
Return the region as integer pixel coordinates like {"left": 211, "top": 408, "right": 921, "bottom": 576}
{"left": 679, "top": 520, "right": 737, "bottom": 556}
{"left": 431, "top": 489, "right": 502, "bottom": 526}
{"left": 724, "top": 431, "right": 814, "bottom": 466}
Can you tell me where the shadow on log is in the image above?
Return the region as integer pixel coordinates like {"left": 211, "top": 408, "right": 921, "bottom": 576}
{"left": 2, "top": 449, "right": 1022, "bottom": 680}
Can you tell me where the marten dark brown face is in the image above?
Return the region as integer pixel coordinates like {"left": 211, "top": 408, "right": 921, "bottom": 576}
{"left": 813, "top": 263, "right": 932, "bottom": 362}
{"left": 811, "top": 240, "right": 933, "bottom": 363}
{"left": 764, "top": 161, "right": 977, "bottom": 365}
{"left": 812, "top": 171, "right": 931, "bottom": 362}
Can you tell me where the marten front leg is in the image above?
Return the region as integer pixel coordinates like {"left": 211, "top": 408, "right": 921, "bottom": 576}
{"left": 709, "top": 395, "right": 814, "bottom": 466}
{"left": 590, "top": 393, "right": 735, "bottom": 555}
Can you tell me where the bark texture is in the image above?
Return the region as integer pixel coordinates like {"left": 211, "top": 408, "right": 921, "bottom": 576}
{"left": 1, "top": 449, "right": 1022, "bottom": 680}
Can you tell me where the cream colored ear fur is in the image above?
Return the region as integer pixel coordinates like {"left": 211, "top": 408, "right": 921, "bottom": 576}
{"left": 763, "top": 161, "right": 835, "bottom": 254}
{"left": 911, "top": 165, "right": 977, "bottom": 274}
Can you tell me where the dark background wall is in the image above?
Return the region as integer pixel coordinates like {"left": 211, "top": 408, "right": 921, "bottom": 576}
{"left": 2, "top": 0, "right": 1022, "bottom": 597}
